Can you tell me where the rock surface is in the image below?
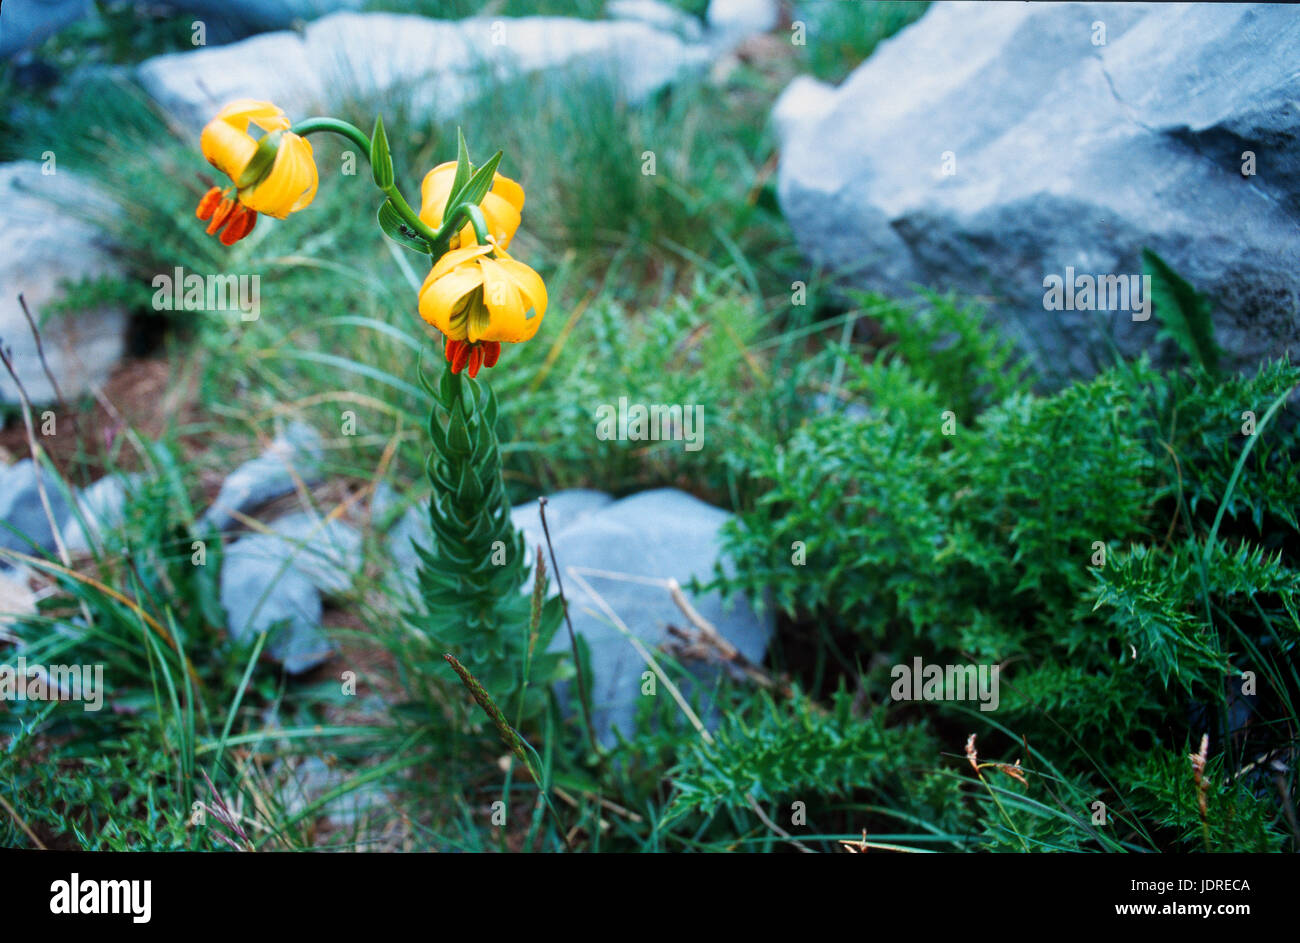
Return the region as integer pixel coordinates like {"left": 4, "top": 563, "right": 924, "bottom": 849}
{"left": 775, "top": 2, "right": 1300, "bottom": 383}
{"left": 387, "top": 488, "right": 613, "bottom": 598}
{"left": 201, "top": 422, "right": 325, "bottom": 531}
{"left": 608, "top": 0, "right": 704, "bottom": 42}
{"left": 536, "top": 488, "right": 772, "bottom": 743}
{"left": 0, "top": 458, "right": 72, "bottom": 562}
{"left": 0, "top": 566, "right": 37, "bottom": 635}
{"left": 264, "top": 511, "right": 363, "bottom": 596}
{"left": 217, "top": 504, "right": 362, "bottom": 673}
{"left": 388, "top": 487, "right": 773, "bottom": 743}
{"left": 707, "top": 0, "right": 779, "bottom": 49}
{"left": 277, "top": 756, "right": 386, "bottom": 827}
{"left": 0, "top": 0, "right": 91, "bottom": 59}
{"left": 0, "top": 161, "right": 128, "bottom": 406}
{"left": 138, "top": 11, "right": 714, "bottom": 133}
{"left": 61, "top": 473, "right": 136, "bottom": 554}
{"left": 220, "top": 532, "right": 329, "bottom": 674}
{"left": 509, "top": 489, "right": 616, "bottom": 566}
{"left": 177, "top": 0, "right": 363, "bottom": 35}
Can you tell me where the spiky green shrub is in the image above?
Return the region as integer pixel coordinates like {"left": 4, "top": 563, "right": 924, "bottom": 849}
{"left": 713, "top": 289, "right": 1300, "bottom": 851}
{"left": 664, "top": 686, "right": 963, "bottom": 848}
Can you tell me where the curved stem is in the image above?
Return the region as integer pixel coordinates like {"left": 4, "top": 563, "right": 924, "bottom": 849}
{"left": 290, "top": 116, "right": 491, "bottom": 257}
{"left": 293, "top": 116, "right": 445, "bottom": 250}
{"left": 454, "top": 203, "right": 491, "bottom": 248}
{"left": 291, "top": 117, "right": 372, "bottom": 158}
{"left": 384, "top": 183, "right": 445, "bottom": 251}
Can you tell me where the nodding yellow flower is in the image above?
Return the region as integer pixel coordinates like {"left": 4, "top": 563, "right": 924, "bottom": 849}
{"left": 419, "top": 242, "right": 547, "bottom": 378}
{"left": 196, "top": 99, "right": 318, "bottom": 245}
{"left": 418, "top": 161, "right": 525, "bottom": 251}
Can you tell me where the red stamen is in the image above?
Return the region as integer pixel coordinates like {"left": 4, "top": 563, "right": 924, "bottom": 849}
{"left": 206, "top": 197, "right": 236, "bottom": 235}
{"left": 196, "top": 186, "right": 224, "bottom": 221}
{"left": 448, "top": 339, "right": 470, "bottom": 374}
{"left": 219, "top": 204, "right": 257, "bottom": 245}
{"left": 482, "top": 341, "right": 501, "bottom": 368}
{"left": 467, "top": 344, "right": 484, "bottom": 378}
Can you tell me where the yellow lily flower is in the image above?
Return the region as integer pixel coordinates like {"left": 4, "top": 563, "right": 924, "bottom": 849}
{"left": 196, "top": 99, "right": 318, "bottom": 244}
{"left": 418, "top": 161, "right": 525, "bottom": 251}
{"left": 418, "top": 243, "right": 548, "bottom": 378}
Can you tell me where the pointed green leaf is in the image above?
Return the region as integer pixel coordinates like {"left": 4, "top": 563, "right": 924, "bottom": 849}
{"left": 451, "top": 150, "right": 503, "bottom": 213}
{"left": 447, "top": 400, "right": 472, "bottom": 453}
{"left": 1142, "top": 248, "right": 1222, "bottom": 373}
{"left": 377, "top": 200, "right": 431, "bottom": 254}
{"left": 370, "top": 114, "right": 395, "bottom": 190}
{"left": 449, "top": 127, "right": 472, "bottom": 202}
{"left": 439, "top": 365, "right": 460, "bottom": 406}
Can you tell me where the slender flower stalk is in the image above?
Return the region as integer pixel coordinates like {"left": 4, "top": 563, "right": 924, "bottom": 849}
{"left": 194, "top": 102, "right": 568, "bottom": 731}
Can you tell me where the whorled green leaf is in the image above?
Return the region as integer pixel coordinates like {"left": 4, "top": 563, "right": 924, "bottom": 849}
{"left": 377, "top": 200, "right": 431, "bottom": 254}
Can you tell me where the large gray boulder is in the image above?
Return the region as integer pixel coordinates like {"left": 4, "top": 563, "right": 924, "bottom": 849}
{"left": 137, "top": 11, "right": 714, "bottom": 132}
{"left": 388, "top": 487, "right": 773, "bottom": 744}
{"left": 0, "top": 161, "right": 128, "bottom": 406}
{"left": 776, "top": 2, "right": 1300, "bottom": 384}
{"left": 178, "top": 0, "right": 364, "bottom": 35}
{"left": 538, "top": 488, "right": 773, "bottom": 744}
{"left": 0, "top": 0, "right": 91, "bottom": 59}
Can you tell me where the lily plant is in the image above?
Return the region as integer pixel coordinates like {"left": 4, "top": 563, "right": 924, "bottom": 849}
{"left": 194, "top": 99, "right": 568, "bottom": 732}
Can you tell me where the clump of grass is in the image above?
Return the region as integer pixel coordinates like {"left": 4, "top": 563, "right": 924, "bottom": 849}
{"left": 799, "top": 1, "right": 930, "bottom": 84}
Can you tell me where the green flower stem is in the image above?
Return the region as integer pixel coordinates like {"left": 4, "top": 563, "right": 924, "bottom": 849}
{"left": 383, "top": 184, "right": 443, "bottom": 249}
{"left": 291, "top": 116, "right": 372, "bottom": 156}
{"left": 455, "top": 202, "right": 491, "bottom": 249}
{"left": 291, "top": 116, "right": 448, "bottom": 252}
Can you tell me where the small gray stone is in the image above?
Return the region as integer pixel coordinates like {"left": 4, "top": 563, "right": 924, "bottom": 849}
{"left": 220, "top": 533, "right": 329, "bottom": 674}
{"left": 277, "top": 756, "right": 386, "bottom": 827}
{"left": 368, "top": 481, "right": 402, "bottom": 524}
{"left": 0, "top": 459, "right": 72, "bottom": 560}
{"left": 385, "top": 503, "right": 429, "bottom": 599}
{"left": 214, "top": 509, "right": 360, "bottom": 673}
{"left": 61, "top": 474, "right": 136, "bottom": 555}
{"left": 201, "top": 421, "right": 324, "bottom": 531}
{"left": 265, "top": 511, "right": 363, "bottom": 596}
